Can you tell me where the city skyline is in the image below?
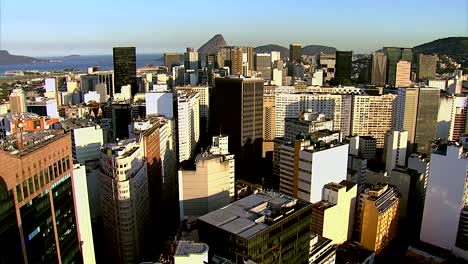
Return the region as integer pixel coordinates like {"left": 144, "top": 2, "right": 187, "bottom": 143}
{"left": 1, "top": 0, "right": 466, "bottom": 56}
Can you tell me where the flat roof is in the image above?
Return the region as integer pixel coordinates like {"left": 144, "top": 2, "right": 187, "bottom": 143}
{"left": 175, "top": 241, "right": 209, "bottom": 256}
{"left": 198, "top": 191, "right": 310, "bottom": 239}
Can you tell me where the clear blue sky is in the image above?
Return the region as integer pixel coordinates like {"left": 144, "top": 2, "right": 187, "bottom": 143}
{"left": 1, "top": 0, "right": 467, "bottom": 56}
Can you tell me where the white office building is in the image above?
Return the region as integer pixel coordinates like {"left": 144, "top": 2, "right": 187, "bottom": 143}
{"left": 420, "top": 144, "right": 468, "bottom": 260}
{"left": 275, "top": 93, "right": 352, "bottom": 138}
{"left": 278, "top": 139, "right": 348, "bottom": 203}
{"left": 177, "top": 91, "right": 200, "bottom": 162}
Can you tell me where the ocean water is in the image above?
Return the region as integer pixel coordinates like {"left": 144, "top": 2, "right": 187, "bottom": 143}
{"left": 0, "top": 54, "right": 165, "bottom": 75}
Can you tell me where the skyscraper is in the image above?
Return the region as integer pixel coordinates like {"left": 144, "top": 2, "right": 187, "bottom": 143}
{"left": 184, "top": 47, "right": 199, "bottom": 70}
{"left": 335, "top": 50, "right": 353, "bottom": 80}
{"left": 370, "top": 52, "right": 387, "bottom": 86}
{"left": 254, "top": 53, "right": 272, "bottom": 80}
{"left": 278, "top": 138, "right": 348, "bottom": 203}
{"left": 130, "top": 116, "right": 178, "bottom": 254}
{"left": 0, "top": 130, "right": 84, "bottom": 263}
{"left": 351, "top": 94, "right": 397, "bottom": 147}
{"left": 289, "top": 43, "right": 302, "bottom": 62}
{"left": 395, "top": 60, "right": 411, "bottom": 87}
{"left": 99, "top": 139, "right": 150, "bottom": 263}
{"left": 211, "top": 77, "right": 263, "bottom": 181}
{"left": 383, "top": 47, "right": 413, "bottom": 87}
{"left": 396, "top": 88, "right": 440, "bottom": 154}
{"left": 113, "top": 47, "right": 137, "bottom": 95}
{"left": 356, "top": 184, "right": 400, "bottom": 253}
{"left": 230, "top": 47, "right": 243, "bottom": 75}
{"left": 420, "top": 143, "right": 468, "bottom": 258}
{"left": 164, "top": 53, "right": 181, "bottom": 71}
{"left": 416, "top": 54, "right": 437, "bottom": 80}
{"left": 9, "top": 88, "right": 27, "bottom": 113}
{"left": 177, "top": 90, "right": 200, "bottom": 162}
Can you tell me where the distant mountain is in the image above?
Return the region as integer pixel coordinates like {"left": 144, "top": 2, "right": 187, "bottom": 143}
{"left": 302, "top": 45, "right": 336, "bottom": 56}
{"left": 0, "top": 50, "right": 49, "bottom": 65}
{"left": 413, "top": 37, "right": 468, "bottom": 67}
{"left": 255, "top": 44, "right": 289, "bottom": 58}
{"left": 198, "top": 34, "right": 228, "bottom": 56}
{"left": 255, "top": 44, "right": 337, "bottom": 59}
{"left": 64, "top": 54, "right": 80, "bottom": 58}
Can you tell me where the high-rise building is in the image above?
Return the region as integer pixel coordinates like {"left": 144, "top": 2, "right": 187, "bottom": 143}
{"left": 290, "top": 43, "right": 302, "bottom": 62}
{"left": 449, "top": 96, "right": 468, "bottom": 142}
{"left": 352, "top": 94, "right": 397, "bottom": 147}
{"left": 9, "top": 88, "right": 27, "bottom": 114}
{"left": 113, "top": 47, "right": 137, "bottom": 95}
{"left": 263, "top": 94, "right": 276, "bottom": 142}
{"left": 177, "top": 85, "right": 210, "bottom": 133}
{"left": 370, "top": 52, "right": 387, "bottom": 87}
{"left": 61, "top": 119, "right": 104, "bottom": 164}
{"left": 271, "top": 51, "right": 281, "bottom": 64}
{"left": 99, "top": 139, "right": 150, "bottom": 263}
{"left": 131, "top": 116, "right": 178, "bottom": 253}
{"left": 184, "top": 47, "right": 199, "bottom": 70}
{"left": 178, "top": 140, "right": 235, "bottom": 219}
{"left": 311, "top": 181, "right": 357, "bottom": 244}
{"left": 384, "top": 131, "right": 408, "bottom": 173}
{"left": 317, "top": 53, "right": 336, "bottom": 83}
{"left": 145, "top": 89, "right": 175, "bottom": 119}
{"left": 356, "top": 184, "right": 400, "bottom": 253}
{"left": 416, "top": 54, "right": 437, "bottom": 80}
{"left": 211, "top": 77, "right": 263, "bottom": 179}
{"left": 244, "top": 46, "right": 254, "bottom": 75}
{"left": 80, "top": 74, "right": 99, "bottom": 96}
{"left": 335, "top": 51, "right": 353, "bottom": 80}
{"left": 395, "top": 60, "right": 411, "bottom": 87}
{"left": 71, "top": 163, "right": 96, "bottom": 263}
{"left": 383, "top": 47, "right": 413, "bottom": 87}
{"left": 198, "top": 191, "right": 313, "bottom": 263}
{"left": 164, "top": 53, "right": 181, "bottom": 71}
{"left": 420, "top": 143, "right": 468, "bottom": 259}
{"left": 108, "top": 103, "right": 132, "bottom": 142}
{"left": 177, "top": 90, "right": 200, "bottom": 162}
{"left": 230, "top": 47, "right": 243, "bottom": 75}
{"left": 254, "top": 53, "right": 272, "bottom": 80}
{"left": 278, "top": 138, "right": 348, "bottom": 203}
{"left": 27, "top": 97, "right": 59, "bottom": 118}
{"left": 275, "top": 93, "right": 352, "bottom": 138}
{"left": 0, "top": 130, "right": 85, "bottom": 263}
{"left": 395, "top": 88, "right": 440, "bottom": 154}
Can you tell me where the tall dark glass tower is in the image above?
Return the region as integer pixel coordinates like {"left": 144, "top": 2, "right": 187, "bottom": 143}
{"left": 211, "top": 77, "right": 264, "bottom": 183}
{"left": 289, "top": 43, "right": 302, "bottom": 63}
{"left": 113, "top": 47, "right": 137, "bottom": 96}
{"left": 335, "top": 51, "right": 353, "bottom": 79}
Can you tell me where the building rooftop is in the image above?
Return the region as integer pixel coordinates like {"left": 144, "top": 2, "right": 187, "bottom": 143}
{"left": 198, "top": 191, "right": 310, "bottom": 240}
{"left": 174, "top": 241, "right": 209, "bottom": 257}
{"left": 339, "top": 180, "right": 356, "bottom": 191}
{"left": 101, "top": 139, "right": 139, "bottom": 158}
{"left": 61, "top": 118, "right": 99, "bottom": 130}
{"left": 0, "top": 129, "right": 65, "bottom": 157}
{"left": 359, "top": 136, "right": 376, "bottom": 141}
{"left": 336, "top": 242, "right": 374, "bottom": 264}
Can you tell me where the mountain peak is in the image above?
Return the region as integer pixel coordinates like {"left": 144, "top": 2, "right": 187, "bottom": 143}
{"left": 198, "top": 34, "right": 228, "bottom": 56}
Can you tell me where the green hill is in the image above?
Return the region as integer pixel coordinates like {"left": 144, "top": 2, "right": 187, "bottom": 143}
{"left": 413, "top": 37, "right": 468, "bottom": 67}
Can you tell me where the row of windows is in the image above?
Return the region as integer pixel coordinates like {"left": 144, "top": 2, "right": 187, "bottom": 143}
{"left": 16, "top": 156, "right": 71, "bottom": 203}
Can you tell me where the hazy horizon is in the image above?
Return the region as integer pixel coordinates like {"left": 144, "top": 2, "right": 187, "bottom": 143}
{"left": 1, "top": 0, "right": 467, "bottom": 56}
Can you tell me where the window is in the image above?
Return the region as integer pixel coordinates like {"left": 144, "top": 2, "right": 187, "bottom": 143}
{"left": 28, "top": 178, "right": 33, "bottom": 195}
{"left": 16, "top": 185, "right": 22, "bottom": 202}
